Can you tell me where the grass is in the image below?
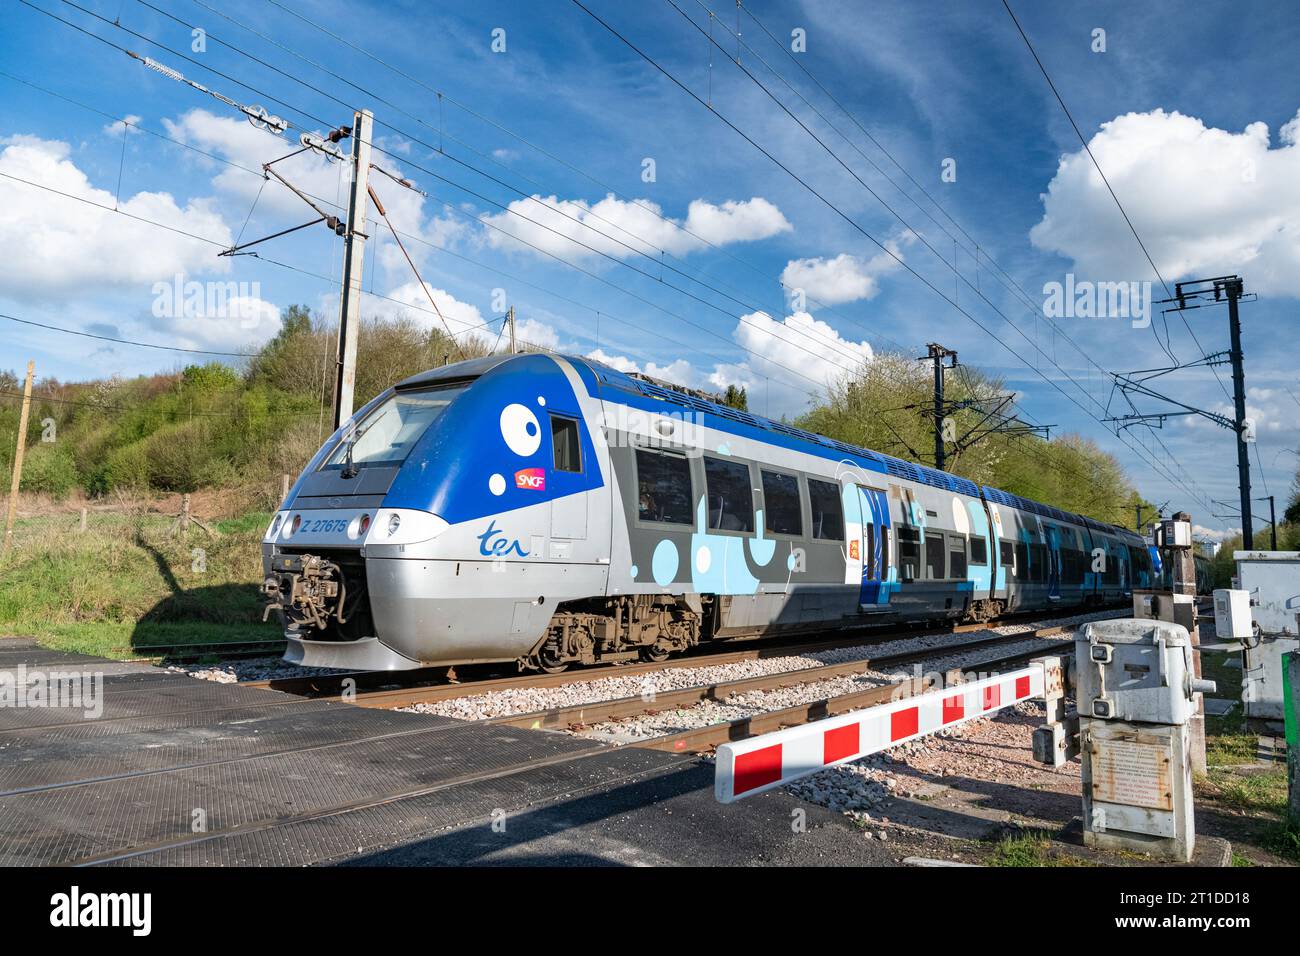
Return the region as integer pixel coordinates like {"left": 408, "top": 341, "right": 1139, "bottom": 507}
{"left": 988, "top": 830, "right": 1096, "bottom": 867}
{"left": 0, "top": 510, "right": 281, "bottom": 658}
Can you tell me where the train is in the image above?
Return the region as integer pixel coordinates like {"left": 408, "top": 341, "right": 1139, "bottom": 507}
{"left": 261, "top": 352, "right": 1154, "bottom": 671}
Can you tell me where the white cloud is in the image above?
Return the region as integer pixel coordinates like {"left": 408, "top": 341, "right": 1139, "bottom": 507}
{"left": 102, "top": 115, "right": 142, "bottom": 137}
{"left": 780, "top": 233, "right": 912, "bottom": 306}
{"left": 1193, "top": 524, "right": 1240, "bottom": 543}
{"left": 587, "top": 310, "right": 874, "bottom": 418}
{"left": 1030, "top": 108, "right": 1300, "bottom": 296}
{"left": 483, "top": 193, "right": 791, "bottom": 260}
{"left": 585, "top": 348, "right": 694, "bottom": 382}
{"left": 0, "top": 134, "right": 231, "bottom": 300}
{"left": 369, "top": 280, "right": 486, "bottom": 337}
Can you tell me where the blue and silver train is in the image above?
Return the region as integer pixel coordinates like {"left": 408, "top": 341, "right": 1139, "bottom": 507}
{"left": 262, "top": 352, "right": 1153, "bottom": 671}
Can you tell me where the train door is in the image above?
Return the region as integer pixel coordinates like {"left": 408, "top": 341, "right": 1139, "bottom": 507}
{"left": 1044, "top": 524, "right": 1062, "bottom": 602}
{"left": 857, "top": 485, "right": 892, "bottom": 607}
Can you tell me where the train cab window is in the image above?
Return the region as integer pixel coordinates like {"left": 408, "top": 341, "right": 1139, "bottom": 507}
{"left": 925, "top": 531, "right": 946, "bottom": 579}
{"left": 949, "top": 536, "right": 968, "bottom": 579}
{"left": 970, "top": 537, "right": 988, "bottom": 566}
{"left": 550, "top": 416, "right": 582, "bottom": 473}
{"left": 635, "top": 448, "right": 693, "bottom": 525}
{"left": 897, "top": 527, "right": 921, "bottom": 580}
{"left": 808, "top": 478, "right": 844, "bottom": 541}
{"left": 1000, "top": 540, "right": 1014, "bottom": 572}
{"left": 704, "top": 457, "right": 754, "bottom": 533}
{"left": 760, "top": 470, "right": 802, "bottom": 536}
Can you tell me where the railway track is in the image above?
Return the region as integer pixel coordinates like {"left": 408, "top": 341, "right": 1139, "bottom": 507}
{"left": 485, "top": 625, "right": 1077, "bottom": 753}
{"left": 135, "top": 640, "right": 287, "bottom": 664}
{"left": 248, "top": 606, "right": 1122, "bottom": 703}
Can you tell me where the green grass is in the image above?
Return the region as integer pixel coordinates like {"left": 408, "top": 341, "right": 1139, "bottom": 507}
{"left": 0, "top": 510, "right": 280, "bottom": 658}
{"left": 1200, "top": 765, "right": 1289, "bottom": 814}
{"left": 988, "top": 830, "right": 1096, "bottom": 867}
{"left": 1262, "top": 816, "right": 1300, "bottom": 863}
{"left": 214, "top": 511, "right": 274, "bottom": 535}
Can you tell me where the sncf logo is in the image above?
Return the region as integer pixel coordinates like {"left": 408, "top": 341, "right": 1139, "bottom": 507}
{"left": 515, "top": 467, "right": 546, "bottom": 491}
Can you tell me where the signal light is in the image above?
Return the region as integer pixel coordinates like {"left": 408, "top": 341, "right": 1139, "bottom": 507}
{"left": 290, "top": 514, "right": 301, "bottom": 534}
{"left": 359, "top": 514, "right": 371, "bottom": 535}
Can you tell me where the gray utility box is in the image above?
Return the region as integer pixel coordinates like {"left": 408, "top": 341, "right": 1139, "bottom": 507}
{"left": 1076, "top": 619, "right": 1215, "bottom": 863}
{"left": 1077, "top": 618, "right": 1203, "bottom": 725}
{"left": 1233, "top": 551, "right": 1300, "bottom": 724}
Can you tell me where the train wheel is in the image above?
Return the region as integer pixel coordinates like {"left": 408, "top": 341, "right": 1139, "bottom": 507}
{"left": 535, "top": 645, "right": 569, "bottom": 674}
{"left": 639, "top": 644, "right": 671, "bottom": 663}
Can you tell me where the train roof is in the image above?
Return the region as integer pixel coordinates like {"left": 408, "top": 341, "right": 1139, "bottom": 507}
{"left": 397, "top": 352, "right": 1142, "bottom": 543}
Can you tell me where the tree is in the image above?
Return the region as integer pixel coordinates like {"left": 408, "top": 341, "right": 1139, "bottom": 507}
{"left": 722, "top": 384, "right": 748, "bottom": 411}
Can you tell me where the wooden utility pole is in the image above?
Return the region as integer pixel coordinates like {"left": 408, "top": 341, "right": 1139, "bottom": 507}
{"left": 2, "top": 360, "right": 35, "bottom": 557}
{"left": 506, "top": 306, "right": 518, "bottom": 354}
{"left": 332, "top": 108, "right": 374, "bottom": 431}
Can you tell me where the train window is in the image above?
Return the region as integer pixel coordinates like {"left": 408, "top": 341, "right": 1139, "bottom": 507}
{"left": 808, "top": 479, "right": 844, "bottom": 541}
{"left": 897, "top": 527, "right": 921, "bottom": 580}
{"left": 1031, "top": 544, "right": 1047, "bottom": 582}
{"left": 550, "top": 416, "right": 582, "bottom": 473}
{"left": 949, "top": 537, "right": 968, "bottom": 579}
{"left": 322, "top": 383, "right": 468, "bottom": 471}
{"left": 925, "top": 531, "right": 946, "bottom": 579}
{"left": 999, "top": 540, "right": 1014, "bottom": 571}
{"left": 1015, "top": 542, "right": 1029, "bottom": 579}
{"left": 635, "top": 449, "right": 693, "bottom": 525}
{"left": 970, "top": 537, "right": 988, "bottom": 566}
{"left": 760, "top": 470, "right": 802, "bottom": 536}
{"left": 704, "top": 457, "right": 754, "bottom": 533}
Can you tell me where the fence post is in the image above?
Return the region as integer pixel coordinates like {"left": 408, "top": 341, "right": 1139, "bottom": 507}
{"left": 1, "top": 360, "right": 35, "bottom": 558}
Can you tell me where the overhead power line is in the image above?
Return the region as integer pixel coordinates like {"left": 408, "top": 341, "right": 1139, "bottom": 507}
{"left": 999, "top": 0, "right": 1232, "bottom": 402}
{"left": 572, "top": 0, "right": 1211, "bottom": 509}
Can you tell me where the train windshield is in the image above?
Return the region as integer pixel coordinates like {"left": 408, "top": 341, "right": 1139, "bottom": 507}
{"left": 323, "top": 383, "right": 469, "bottom": 471}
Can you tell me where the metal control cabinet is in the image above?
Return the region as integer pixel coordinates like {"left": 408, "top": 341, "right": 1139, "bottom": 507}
{"left": 1076, "top": 619, "right": 1215, "bottom": 862}
{"left": 1212, "top": 588, "right": 1253, "bottom": 641}
{"left": 1234, "top": 552, "right": 1300, "bottom": 723}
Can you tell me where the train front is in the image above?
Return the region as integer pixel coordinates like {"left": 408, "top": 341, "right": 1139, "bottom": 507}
{"left": 260, "top": 353, "right": 605, "bottom": 670}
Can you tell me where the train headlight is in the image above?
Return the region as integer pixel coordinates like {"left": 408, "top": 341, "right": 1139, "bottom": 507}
{"left": 268, "top": 514, "right": 283, "bottom": 538}
{"left": 359, "top": 513, "right": 371, "bottom": 535}
{"left": 387, "top": 514, "right": 401, "bottom": 536}
{"left": 290, "top": 514, "right": 301, "bottom": 534}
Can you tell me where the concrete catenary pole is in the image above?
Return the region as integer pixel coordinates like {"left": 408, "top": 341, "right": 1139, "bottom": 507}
{"left": 332, "top": 109, "right": 373, "bottom": 432}
{"left": 2, "top": 361, "right": 35, "bottom": 558}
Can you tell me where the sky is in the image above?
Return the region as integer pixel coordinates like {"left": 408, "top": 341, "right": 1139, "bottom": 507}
{"left": 2, "top": 0, "right": 1298, "bottom": 540}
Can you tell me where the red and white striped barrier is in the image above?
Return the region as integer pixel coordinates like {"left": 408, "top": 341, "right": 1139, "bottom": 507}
{"left": 715, "top": 663, "right": 1047, "bottom": 803}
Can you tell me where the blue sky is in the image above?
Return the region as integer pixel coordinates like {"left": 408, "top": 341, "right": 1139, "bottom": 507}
{"left": 2, "top": 0, "right": 1298, "bottom": 539}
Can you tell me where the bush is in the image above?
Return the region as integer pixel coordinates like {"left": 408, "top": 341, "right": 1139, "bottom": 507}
{"left": 19, "top": 442, "right": 78, "bottom": 497}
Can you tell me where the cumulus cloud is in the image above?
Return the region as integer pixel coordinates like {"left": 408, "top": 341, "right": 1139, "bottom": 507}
{"left": 586, "top": 348, "right": 695, "bottom": 383}
{"left": 0, "top": 134, "right": 231, "bottom": 300}
{"left": 368, "top": 281, "right": 486, "bottom": 336}
{"left": 483, "top": 193, "right": 791, "bottom": 260}
{"left": 1030, "top": 108, "right": 1300, "bottom": 296}
{"left": 780, "top": 233, "right": 912, "bottom": 306}
{"left": 588, "top": 310, "right": 873, "bottom": 418}
{"left": 1193, "top": 524, "right": 1240, "bottom": 543}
